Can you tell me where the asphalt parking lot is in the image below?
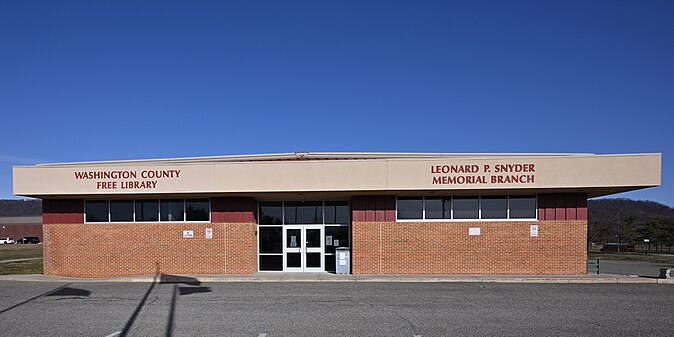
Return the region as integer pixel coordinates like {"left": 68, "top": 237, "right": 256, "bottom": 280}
{"left": 0, "top": 280, "right": 672, "bottom": 337}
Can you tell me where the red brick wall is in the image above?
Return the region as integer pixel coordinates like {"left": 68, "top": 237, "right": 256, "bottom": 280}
{"left": 352, "top": 220, "right": 587, "bottom": 275}
{"left": 43, "top": 222, "right": 257, "bottom": 278}
{"left": 0, "top": 224, "right": 43, "bottom": 241}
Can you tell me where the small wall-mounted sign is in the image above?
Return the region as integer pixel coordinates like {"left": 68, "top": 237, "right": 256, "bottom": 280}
{"left": 205, "top": 228, "right": 213, "bottom": 240}
{"left": 530, "top": 225, "right": 539, "bottom": 237}
{"left": 183, "top": 230, "right": 194, "bottom": 238}
{"left": 469, "top": 227, "right": 481, "bottom": 236}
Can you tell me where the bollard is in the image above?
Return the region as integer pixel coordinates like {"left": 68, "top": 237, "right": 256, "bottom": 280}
{"left": 659, "top": 268, "right": 671, "bottom": 279}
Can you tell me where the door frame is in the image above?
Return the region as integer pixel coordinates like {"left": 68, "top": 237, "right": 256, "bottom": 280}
{"left": 283, "top": 225, "right": 324, "bottom": 272}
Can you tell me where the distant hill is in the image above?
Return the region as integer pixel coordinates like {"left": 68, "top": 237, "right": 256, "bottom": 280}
{"left": 588, "top": 198, "right": 674, "bottom": 251}
{"left": 589, "top": 198, "right": 674, "bottom": 222}
{"left": 0, "top": 199, "right": 42, "bottom": 216}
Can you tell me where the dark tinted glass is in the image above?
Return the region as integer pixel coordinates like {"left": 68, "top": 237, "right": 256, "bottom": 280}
{"left": 325, "top": 255, "right": 336, "bottom": 273}
{"left": 397, "top": 197, "right": 423, "bottom": 219}
{"left": 509, "top": 195, "right": 537, "bottom": 219}
{"left": 259, "top": 255, "right": 283, "bottom": 271}
{"left": 186, "top": 199, "right": 209, "bottom": 221}
{"left": 135, "top": 200, "right": 159, "bottom": 221}
{"left": 453, "top": 197, "right": 479, "bottom": 219}
{"left": 425, "top": 197, "right": 451, "bottom": 219}
{"left": 259, "top": 202, "right": 283, "bottom": 225}
{"left": 85, "top": 201, "right": 108, "bottom": 222}
{"left": 306, "top": 253, "right": 321, "bottom": 268}
{"left": 160, "top": 200, "right": 184, "bottom": 221}
{"left": 286, "top": 228, "right": 301, "bottom": 248}
{"left": 325, "top": 201, "right": 349, "bottom": 224}
{"left": 481, "top": 196, "right": 508, "bottom": 219}
{"left": 110, "top": 200, "right": 134, "bottom": 222}
{"left": 259, "top": 227, "right": 282, "bottom": 253}
{"left": 284, "top": 202, "right": 323, "bottom": 224}
{"left": 286, "top": 253, "right": 300, "bottom": 268}
{"left": 324, "top": 226, "right": 349, "bottom": 254}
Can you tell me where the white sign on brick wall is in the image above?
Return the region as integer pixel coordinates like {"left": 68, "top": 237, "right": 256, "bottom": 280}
{"left": 469, "top": 227, "right": 481, "bottom": 236}
{"left": 205, "top": 228, "right": 213, "bottom": 239}
{"left": 183, "top": 230, "right": 194, "bottom": 238}
{"left": 530, "top": 225, "right": 539, "bottom": 237}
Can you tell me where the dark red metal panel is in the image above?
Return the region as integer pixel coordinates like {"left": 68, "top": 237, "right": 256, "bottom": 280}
{"left": 545, "top": 194, "right": 556, "bottom": 220}
{"left": 351, "top": 197, "right": 366, "bottom": 222}
{"left": 537, "top": 194, "right": 546, "bottom": 220}
{"left": 555, "top": 194, "right": 566, "bottom": 220}
{"left": 384, "top": 196, "right": 396, "bottom": 222}
{"left": 42, "top": 199, "right": 52, "bottom": 224}
{"left": 566, "top": 194, "right": 577, "bottom": 220}
{"left": 576, "top": 193, "right": 588, "bottom": 220}
{"left": 210, "top": 197, "right": 256, "bottom": 223}
{"left": 365, "top": 197, "right": 376, "bottom": 222}
{"left": 374, "top": 197, "right": 385, "bottom": 222}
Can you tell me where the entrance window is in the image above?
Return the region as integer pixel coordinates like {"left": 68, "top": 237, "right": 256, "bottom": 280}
{"left": 325, "top": 201, "right": 349, "bottom": 224}
{"left": 257, "top": 201, "right": 350, "bottom": 273}
{"left": 284, "top": 201, "right": 323, "bottom": 224}
{"left": 259, "top": 202, "right": 283, "bottom": 225}
{"left": 259, "top": 226, "right": 283, "bottom": 271}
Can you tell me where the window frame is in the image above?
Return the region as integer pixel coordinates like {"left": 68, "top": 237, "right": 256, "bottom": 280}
{"left": 395, "top": 195, "right": 538, "bottom": 222}
{"left": 84, "top": 198, "right": 211, "bottom": 224}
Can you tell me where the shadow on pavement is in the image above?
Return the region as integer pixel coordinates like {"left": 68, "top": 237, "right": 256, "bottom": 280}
{"left": 0, "top": 283, "right": 73, "bottom": 315}
{"left": 46, "top": 287, "right": 91, "bottom": 297}
{"left": 120, "top": 265, "right": 211, "bottom": 337}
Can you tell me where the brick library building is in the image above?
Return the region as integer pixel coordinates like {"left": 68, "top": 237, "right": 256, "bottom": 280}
{"left": 13, "top": 152, "right": 661, "bottom": 278}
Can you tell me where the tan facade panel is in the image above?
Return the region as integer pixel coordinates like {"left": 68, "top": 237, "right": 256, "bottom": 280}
{"left": 13, "top": 153, "right": 661, "bottom": 196}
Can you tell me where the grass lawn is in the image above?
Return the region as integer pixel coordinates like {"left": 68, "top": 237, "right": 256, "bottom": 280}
{"left": 588, "top": 252, "right": 674, "bottom": 264}
{"left": 0, "top": 260, "right": 43, "bottom": 275}
{"left": 0, "top": 244, "right": 44, "bottom": 275}
{"left": 0, "top": 244, "right": 43, "bottom": 261}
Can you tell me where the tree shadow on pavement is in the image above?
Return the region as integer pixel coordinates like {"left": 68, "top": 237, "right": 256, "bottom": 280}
{"left": 120, "top": 264, "right": 211, "bottom": 337}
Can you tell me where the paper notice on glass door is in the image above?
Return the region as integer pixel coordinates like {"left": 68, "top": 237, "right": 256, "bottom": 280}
{"left": 326, "top": 235, "right": 333, "bottom": 246}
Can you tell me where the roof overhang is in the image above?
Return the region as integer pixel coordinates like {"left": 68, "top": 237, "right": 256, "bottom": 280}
{"left": 13, "top": 152, "right": 661, "bottom": 198}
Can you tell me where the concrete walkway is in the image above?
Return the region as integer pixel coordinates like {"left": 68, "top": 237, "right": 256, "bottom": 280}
{"left": 1, "top": 272, "right": 672, "bottom": 284}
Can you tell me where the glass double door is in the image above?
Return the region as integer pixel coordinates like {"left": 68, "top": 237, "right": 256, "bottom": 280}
{"left": 285, "top": 225, "right": 323, "bottom": 272}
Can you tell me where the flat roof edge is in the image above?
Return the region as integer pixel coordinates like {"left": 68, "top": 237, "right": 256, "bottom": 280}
{"left": 24, "top": 152, "right": 661, "bottom": 168}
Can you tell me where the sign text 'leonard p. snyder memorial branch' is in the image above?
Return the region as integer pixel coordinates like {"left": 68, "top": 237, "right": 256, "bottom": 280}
{"left": 431, "top": 163, "right": 536, "bottom": 185}
{"left": 74, "top": 169, "right": 181, "bottom": 190}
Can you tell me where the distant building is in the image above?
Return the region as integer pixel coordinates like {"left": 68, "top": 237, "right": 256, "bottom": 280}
{"left": 13, "top": 152, "right": 661, "bottom": 278}
{"left": 0, "top": 216, "right": 42, "bottom": 242}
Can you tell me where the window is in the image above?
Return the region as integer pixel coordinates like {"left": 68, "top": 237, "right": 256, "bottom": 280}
{"left": 85, "top": 199, "right": 210, "bottom": 223}
{"left": 453, "top": 197, "right": 479, "bottom": 219}
{"left": 425, "top": 197, "right": 451, "bottom": 219}
{"left": 480, "top": 196, "right": 507, "bottom": 219}
{"left": 160, "top": 200, "right": 184, "bottom": 222}
{"left": 284, "top": 201, "right": 322, "bottom": 224}
{"left": 110, "top": 200, "right": 134, "bottom": 222}
{"left": 259, "top": 202, "right": 283, "bottom": 225}
{"left": 396, "top": 195, "right": 537, "bottom": 221}
{"left": 186, "top": 199, "right": 210, "bottom": 221}
{"left": 85, "top": 201, "right": 108, "bottom": 222}
{"left": 136, "top": 200, "right": 159, "bottom": 221}
{"left": 324, "top": 201, "right": 349, "bottom": 224}
{"left": 397, "top": 197, "right": 423, "bottom": 219}
{"left": 509, "top": 195, "right": 537, "bottom": 219}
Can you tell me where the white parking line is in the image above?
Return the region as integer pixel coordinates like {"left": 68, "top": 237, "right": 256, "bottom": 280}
{"left": 258, "top": 334, "right": 268, "bottom": 337}
{"left": 104, "top": 331, "right": 121, "bottom": 337}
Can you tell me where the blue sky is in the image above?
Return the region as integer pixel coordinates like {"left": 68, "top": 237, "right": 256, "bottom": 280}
{"left": 1, "top": 1, "right": 672, "bottom": 206}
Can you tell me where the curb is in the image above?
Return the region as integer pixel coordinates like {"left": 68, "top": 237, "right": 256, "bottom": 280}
{"left": 0, "top": 274, "right": 672, "bottom": 284}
